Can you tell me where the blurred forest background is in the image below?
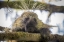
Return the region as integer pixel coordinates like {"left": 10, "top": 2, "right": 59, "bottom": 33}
{"left": 0, "top": 0, "right": 64, "bottom": 42}
{"left": 0, "top": 0, "right": 64, "bottom": 35}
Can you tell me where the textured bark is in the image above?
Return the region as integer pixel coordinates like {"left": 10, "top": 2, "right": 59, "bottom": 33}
{"left": 0, "top": 32, "right": 41, "bottom": 41}
{"left": 0, "top": 32, "right": 64, "bottom": 42}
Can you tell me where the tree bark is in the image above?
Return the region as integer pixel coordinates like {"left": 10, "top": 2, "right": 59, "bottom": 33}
{"left": 0, "top": 1, "right": 64, "bottom": 13}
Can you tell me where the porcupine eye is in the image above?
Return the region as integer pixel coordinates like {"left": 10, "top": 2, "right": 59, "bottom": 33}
{"left": 24, "top": 17, "right": 29, "bottom": 23}
{"left": 25, "top": 18, "right": 29, "bottom": 21}
{"left": 34, "top": 18, "right": 37, "bottom": 22}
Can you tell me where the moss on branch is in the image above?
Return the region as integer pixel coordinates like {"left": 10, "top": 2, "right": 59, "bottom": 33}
{"left": 0, "top": 32, "right": 64, "bottom": 42}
